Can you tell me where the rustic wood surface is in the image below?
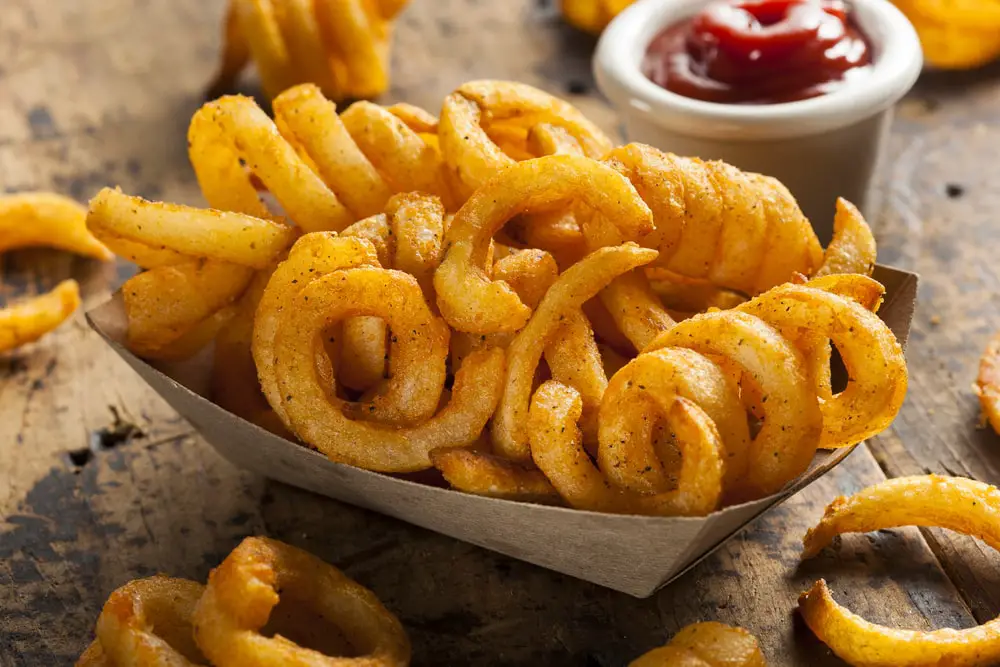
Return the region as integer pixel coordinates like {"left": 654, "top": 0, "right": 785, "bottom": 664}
{"left": 1, "top": 0, "right": 998, "bottom": 665}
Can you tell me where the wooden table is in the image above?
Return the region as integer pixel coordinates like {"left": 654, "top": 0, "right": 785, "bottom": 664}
{"left": 2, "top": 1, "right": 998, "bottom": 664}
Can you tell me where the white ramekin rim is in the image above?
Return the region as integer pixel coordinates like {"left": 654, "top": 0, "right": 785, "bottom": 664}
{"left": 594, "top": 0, "right": 924, "bottom": 140}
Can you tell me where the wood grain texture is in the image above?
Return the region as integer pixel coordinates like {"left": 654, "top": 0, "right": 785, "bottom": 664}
{"left": 0, "top": 0, "right": 993, "bottom": 665}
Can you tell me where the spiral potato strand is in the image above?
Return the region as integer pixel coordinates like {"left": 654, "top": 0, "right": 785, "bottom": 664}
{"left": 210, "top": 0, "right": 409, "bottom": 101}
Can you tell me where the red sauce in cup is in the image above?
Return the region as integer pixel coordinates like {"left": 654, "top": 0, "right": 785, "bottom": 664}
{"left": 642, "top": 0, "right": 873, "bottom": 105}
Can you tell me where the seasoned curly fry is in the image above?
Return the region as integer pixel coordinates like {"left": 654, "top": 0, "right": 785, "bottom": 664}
{"left": 264, "top": 252, "right": 509, "bottom": 470}
{"left": 439, "top": 80, "right": 613, "bottom": 199}
{"left": 88, "top": 188, "right": 294, "bottom": 270}
{"left": 435, "top": 155, "right": 653, "bottom": 335}
{"left": 814, "top": 198, "right": 877, "bottom": 278}
{"left": 336, "top": 193, "right": 448, "bottom": 393}
{"left": 493, "top": 243, "right": 659, "bottom": 462}
{"left": 430, "top": 447, "right": 559, "bottom": 502}
{"left": 630, "top": 622, "right": 767, "bottom": 667}
{"left": 0, "top": 280, "right": 80, "bottom": 354}
{"left": 81, "top": 576, "right": 206, "bottom": 667}
{"left": 639, "top": 274, "right": 903, "bottom": 500}
{"left": 530, "top": 380, "right": 724, "bottom": 515}
{"left": 252, "top": 233, "right": 380, "bottom": 424}
{"left": 604, "top": 144, "right": 824, "bottom": 296}
{"left": 190, "top": 93, "right": 353, "bottom": 232}
{"left": 737, "top": 277, "right": 906, "bottom": 450}
{"left": 599, "top": 346, "right": 748, "bottom": 498}
{"left": 0, "top": 192, "right": 111, "bottom": 260}
{"left": 193, "top": 537, "right": 410, "bottom": 667}
{"left": 800, "top": 475, "right": 1000, "bottom": 667}
{"left": 209, "top": 0, "right": 409, "bottom": 100}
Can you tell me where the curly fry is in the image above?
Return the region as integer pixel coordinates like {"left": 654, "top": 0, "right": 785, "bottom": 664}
{"left": 529, "top": 380, "right": 724, "bottom": 516}
{"left": 439, "top": 80, "right": 613, "bottom": 199}
{"left": 190, "top": 93, "right": 353, "bottom": 232}
{"left": 629, "top": 621, "right": 767, "bottom": 667}
{"left": 266, "top": 257, "right": 508, "bottom": 471}
{"left": 0, "top": 192, "right": 111, "bottom": 260}
{"left": 193, "top": 537, "right": 410, "bottom": 667}
{"left": 0, "top": 280, "right": 80, "bottom": 354}
{"left": 435, "top": 155, "right": 653, "bottom": 335}
{"left": 814, "top": 198, "right": 877, "bottom": 278}
{"left": 492, "top": 243, "right": 658, "bottom": 462}
{"left": 800, "top": 475, "right": 1000, "bottom": 667}
{"left": 90, "top": 576, "right": 206, "bottom": 667}
{"left": 604, "top": 143, "right": 824, "bottom": 296}
{"left": 430, "top": 447, "right": 559, "bottom": 502}
{"left": 209, "top": 0, "right": 409, "bottom": 100}
{"left": 252, "top": 233, "right": 381, "bottom": 425}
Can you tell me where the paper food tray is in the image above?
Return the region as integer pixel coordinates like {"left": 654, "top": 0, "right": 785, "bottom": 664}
{"left": 86, "top": 265, "right": 917, "bottom": 598}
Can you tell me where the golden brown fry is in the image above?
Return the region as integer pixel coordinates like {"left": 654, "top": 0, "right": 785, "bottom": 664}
{"left": 342, "top": 213, "right": 392, "bottom": 267}
{"left": 0, "top": 192, "right": 111, "bottom": 260}
{"left": 123, "top": 260, "right": 253, "bottom": 357}
{"left": 193, "top": 537, "right": 410, "bottom": 667}
{"left": 439, "top": 80, "right": 613, "bottom": 199}
{"left": 813, "top": 198, "right": 877, "bottom": 278}
{"left": 87, "top": 188, "right": 294, "bottom": 270}
{"left": 340, "top": 101, "right": 456, "bottom": 208}
{"left": 190, "top": 94, "right": 352, "bottom": 232}
{"left": 493, "top": 243, "right": 659, "bottom": 462}
{"left": 91, "top": 576, "right": 206, "bottom": 667}
{"left": 273, "top": 84, "right": 392, "bottom": 219}
{"left": 599, "top": 347, "right": 748, "bottom": 498}
{"left": 435, "top": 155, "right": 653, "bottom": 336}
{"left": 0, "top": 280, "right": 80, "bottom": 354}
{"left": 430, "top": 447, "right": 560, "bottom": 502}
{"left": 799, "top": 475, "right": 1000, "bottom": 667}
{"left": 252, "top": 233, "right": 381, "bottom": 423}
{"left": 738, "top": 277, "right": 907, "bottom": 450}
{"left": 491, "top": 248, "right": 559, "bottom": 311}
{"left": 976, "top": 331, "right": 1000, "bottom": 434}
{"left": 647, "top": 309, "right": 820, "bottom": 500}
{"left": 268, "top": 256, "right": 509, "bottom": 471}
{"left": 280, "top": 265, "right": 449, "bottom": 429}
{"left": 604, "top": 144, "right": 823, "bottom": 296}
{"left": 529, "top": 380, "right": 724, "bottom": 516}
{"left": 209, "top": 0, "right": 408, "bottom": 101}
{"left": 597, "top": 269, "right": 676, "bottom": 351}
{"left": 272, "top": 86, "right": 455, "bottom": 215}
{"left": 545, "top": 310, "right": 607, "bottom": 445}
{"left": 386, "top": 192, "right": 447, "bottom": 299}
{"left": 630, "top": 622, "right": 767, "bottom": 667}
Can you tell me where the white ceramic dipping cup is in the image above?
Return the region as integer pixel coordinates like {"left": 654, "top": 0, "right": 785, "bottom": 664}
{"left": 594, "top": 0, "right": 922, "bottom": 243}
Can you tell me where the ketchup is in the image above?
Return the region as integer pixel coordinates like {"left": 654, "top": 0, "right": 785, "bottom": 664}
{"left": 642, "top": 0, "right": 872, "bottom": 105}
